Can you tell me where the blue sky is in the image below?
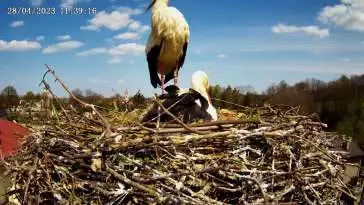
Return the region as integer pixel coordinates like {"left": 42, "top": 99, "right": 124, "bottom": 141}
{"left": 1, "top": 0, "right": 364, "bottom": 97}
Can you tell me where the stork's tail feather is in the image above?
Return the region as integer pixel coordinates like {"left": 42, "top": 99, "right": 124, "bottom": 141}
{"left": 148, "top": 65, "right": 161, "bottom": 88}
{"left": 147, "top": 49, "right": 162, "bottom": 88}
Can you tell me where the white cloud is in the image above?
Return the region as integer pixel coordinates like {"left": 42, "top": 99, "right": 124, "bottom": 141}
{"left": 30, "top": 0, "right": 43, "bottom": 6}
{"left": 60, "top": 0, "right": 90, "bottom": 8}
{"left": 217, "top": 54, "right": 227, "bottom": 58}
{"left": 114, "top": 32, "right": 140, "bottom": 40}
{"left": 0, "top": 40, "right": 41, "bottom": 51}
{"left": 81, "top": 10, "right": 133, "bottom": 31}
{"left": 114, "top": 23, "right": 150, "bottom": 41}
{"left": 129, "top": 21, "right": 141, "bottom": 30}
{"left": 77, "top": 47, "right": 107, "bottom": 56}
{"left": 42, "top": 41, "right": 84, "bottom": 54}
{"left": 56, "top": 35, "right": 71, "bottom": 41}
{"left": 36, "top": 36, "right": 45, "bottom": 41}
{"left": 139, "top": 25, "right": 150, "bottom": 33}
{"left": 108, "top": 43, "right": 145, "bottom": 56}
{"left": 117, "top": 6, "right": 143, "bottom": 15}
{"left": 61, "top": 0, "right": 76, "bottom": 7}
{"left": 81, "top": 6, "right": 148, "bottom": 32}
{"left": 105, "top": 38, "right": 115, "bottom": 44}
{"left": 128, "top": 21, "right": 150, "bottom": 33}
{"left": 239, "top": 43, "right": 364, "bottom": 53}
{"left": 89, "top": 78, "right": 108, "bottom": 84}
{"left": 318, "top": 0, "right": 364, "bottom": 32}
{"left": 340, "top": 57, "right": 351, "bottom": 62}
{"left": 10, "top": 21, "right": 24, "bottom": 28}
{"left": 117, "top": 79, "right": 125, "bottom": 84}
{"left": 272, "top": 23, "right": 330, "bottom": 38}
{"left": 108, "top": 57, "right": 123, "bottom": 64}
{"left": 76, "top": 43, "right": 144, "bottom": 60}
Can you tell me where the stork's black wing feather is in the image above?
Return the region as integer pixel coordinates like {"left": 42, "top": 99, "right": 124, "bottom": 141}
{"left": 146, "top": 40, "right": 164, "bottom": 88}
{"left": 165, "top": 42, "right": 188, "bottom": 84}
{"left": 184, "top": 104, "right": 213, "bottom": 123}
{"left": 179, "top": 42, "right": 188, "bottom": 68}
{"left": 189, "top": 89, "right": 209, "bottom": 110}
{"left": 140, "top": 88, "right": 213, "bottom": 124}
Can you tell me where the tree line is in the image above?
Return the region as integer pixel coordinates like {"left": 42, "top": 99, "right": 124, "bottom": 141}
{"left": 1, "top": 73, "right": 363, "bottom": 143}
{"left": 208, "top": 74, "right": 364, "bottom": 144}
{"left": 0, "top": 87, "right": 148, "bottom": 113}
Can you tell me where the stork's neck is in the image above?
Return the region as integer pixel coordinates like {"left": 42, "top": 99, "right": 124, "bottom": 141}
{"left": 154, "top": 0, "right": 169, "bottom": 9}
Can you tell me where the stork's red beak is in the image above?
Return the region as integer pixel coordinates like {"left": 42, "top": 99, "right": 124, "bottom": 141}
{"left": 146, "top": 0, "right": 157, "bottom": 11}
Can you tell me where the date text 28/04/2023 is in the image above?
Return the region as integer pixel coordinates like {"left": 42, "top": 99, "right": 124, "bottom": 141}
{"left": 7, "top": 7, "right": 97, "bottom": 15}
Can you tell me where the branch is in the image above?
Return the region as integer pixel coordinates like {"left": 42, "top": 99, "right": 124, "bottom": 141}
{"left": 153, "top": 95, "right": 207, "bottom": 135}
{"left": 142, "top": 119, "right": 267, "bottom": 128}
{"left": 105, "top": 164, "right": 162, "bottom": 197}
{"left": 39, "top": 80, "right": 71, "bottom": 121}
{"left": 44, "top": 64, "right": 111, "bottom": 138}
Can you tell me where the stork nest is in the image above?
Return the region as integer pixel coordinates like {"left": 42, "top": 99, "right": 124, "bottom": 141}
{"left": 1, "top": 65, "right": 362, "bottom": 205}
{"left": 1, "top": 103, "right": 362, "bottom": 205}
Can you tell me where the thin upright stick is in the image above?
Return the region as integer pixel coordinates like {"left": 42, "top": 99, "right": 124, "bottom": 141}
{"left": 153, "top": 94, "right": 207, "bottom": 135}
{"left": 43, "top": 64, "right": 112, "bottom": 138}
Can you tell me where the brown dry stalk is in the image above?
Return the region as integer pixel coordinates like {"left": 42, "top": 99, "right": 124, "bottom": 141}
{"left": 153, "top": 95, "right": 208, "bottom": 135}
{"left": 43, "top": 64, "right": 112, "bottom": 138}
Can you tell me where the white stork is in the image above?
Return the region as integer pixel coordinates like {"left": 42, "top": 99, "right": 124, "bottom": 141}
{"left": 191, "top": 70, "right": 218, "bottom": 121}
{"left": 145, "top": 0, "right": 190, "bottom": 94}
{"left": 140, "top": 70, "right": 218, "bottom": 123}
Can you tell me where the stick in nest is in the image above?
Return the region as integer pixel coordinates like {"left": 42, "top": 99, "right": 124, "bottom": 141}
{"left": 39, "top": 80, "right": 71, "bottom": 122}
{"left": 152, "top": 94, "right": 208, "bottom": 135}
{"left": 42, "top": 64, "right": 112, "bottom": 138}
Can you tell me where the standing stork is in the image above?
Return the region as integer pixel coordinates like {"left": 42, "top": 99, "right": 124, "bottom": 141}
{"left": 145, "top": 0, "right": 190, "bottom": 94}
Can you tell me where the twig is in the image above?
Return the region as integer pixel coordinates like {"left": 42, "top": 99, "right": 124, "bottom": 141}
{"left": 142, "top": 119, "right": 267, "bottom": 128}
{"left": 105, "top": 164, "right": 162, "bottom": 197}
{"left": 153, "top": 95, "right": 207, "bottom": 135}
{"left": 39, "top": 79, "right": 71, "bottom": 122}
{"left": 23, "top": 157, "right": 38, "bottom": 204}
{"left": 149, "top": 93, "right": 188, "bottom": 122}
{"left": 43, "top": 64, "right": 111, "bottom": 138}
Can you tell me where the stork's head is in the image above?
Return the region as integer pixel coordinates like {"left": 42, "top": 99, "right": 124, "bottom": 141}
{"left": 146, "top": 0, "right": 169, "bottom": 11}
{"left": 191, "top": 71, "right": 218, "bottom": 120}
{"left": 191, "top": 71, "right": 210, "bottom": 103}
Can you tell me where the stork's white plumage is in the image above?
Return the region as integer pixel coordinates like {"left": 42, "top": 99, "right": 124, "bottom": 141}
{"left": 145, "top": 0, "right": 190, "bottom": 94}
{"left": 191, "top": 71, "right": 218, "bottom": 121}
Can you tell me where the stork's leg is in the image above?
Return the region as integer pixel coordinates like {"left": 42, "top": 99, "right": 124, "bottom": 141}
{"left": 161, "top": 74, "right": 165, "bottom": 95}
{"left": 173, "top": 63, "right": 179, "bottom": 86}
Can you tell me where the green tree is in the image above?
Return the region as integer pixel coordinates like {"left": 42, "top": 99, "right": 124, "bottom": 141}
{"left": 243, "top": 92, "right": 253, "bottom": 106}
{"left": 220, "top": 85, "right": 233, "bottom": 108}
{"left": 69, "top": 88, "right": 84, "bottom": 110}
{"left": 231, "top": 88, "right": 242, "bottom": 106}
{"left": 23, "top": 91, "right": 35, "bottom": 104}
{"left": 130, "top": 90, "right": 146, "bottom": 109}
{"left": 209, "top": 85, "right": 222, "bottom": 107}
{"left": 23, "top": 91, "right": 35, "bottom": 101}
{"left": 0, "top": 86, "right": 20, "bottom": 109}
{"left": 84, "top": 89, "right": 103, "bottom": 105}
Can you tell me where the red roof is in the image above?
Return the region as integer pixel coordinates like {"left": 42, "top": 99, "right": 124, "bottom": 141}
{"left": 0, "top": 119, "right": 30, "bottom": 159}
